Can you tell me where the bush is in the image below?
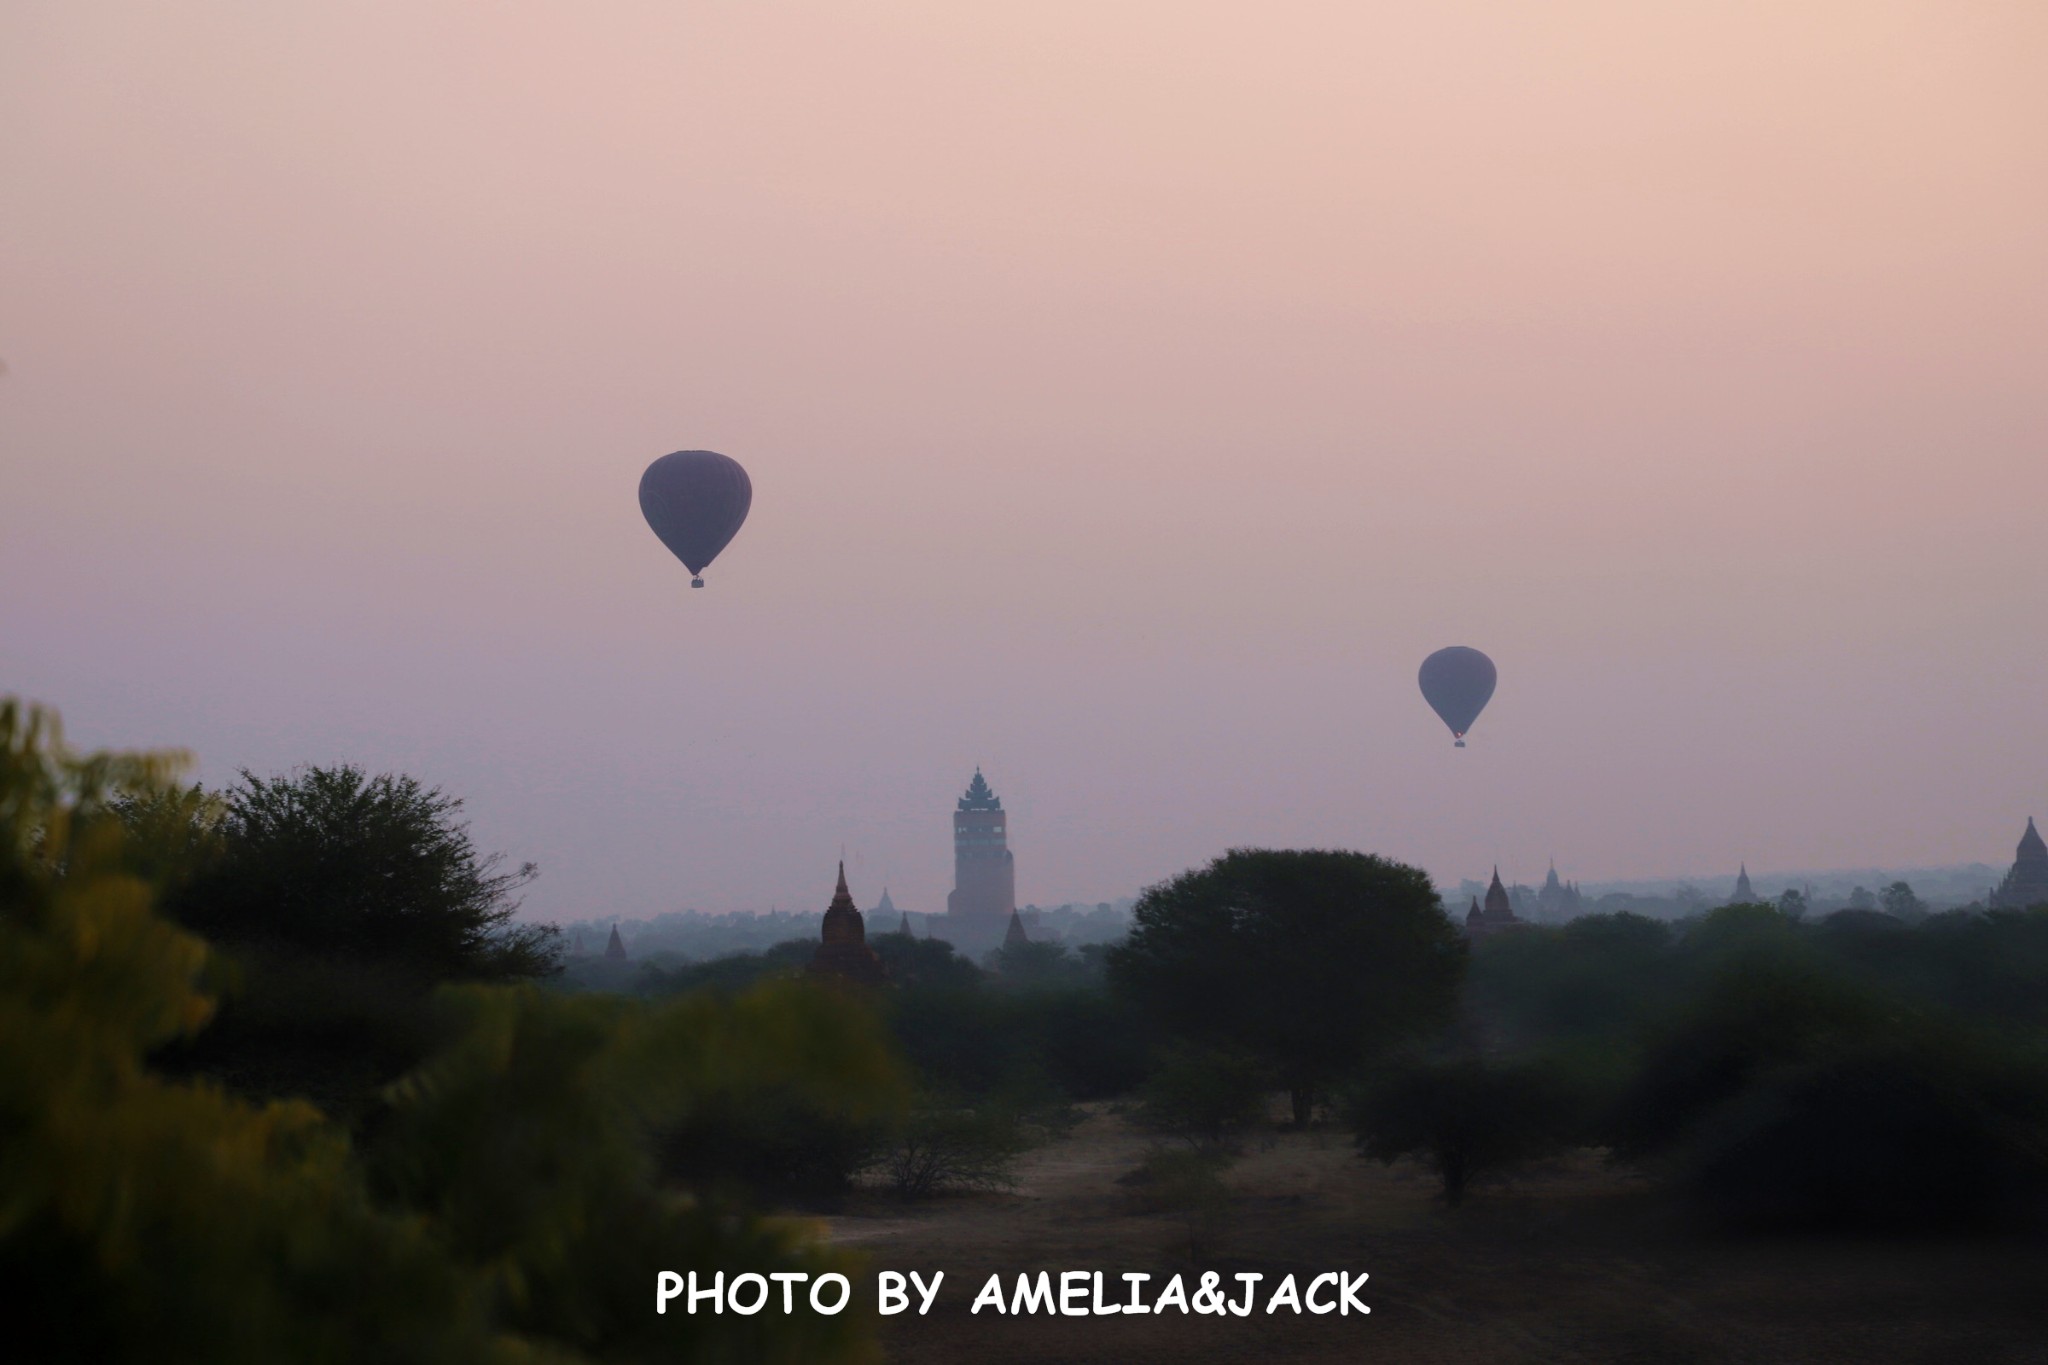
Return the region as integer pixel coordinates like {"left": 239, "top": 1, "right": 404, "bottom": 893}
{"left": 1607, "top": 965, "right": 2048, "bottom": 1230}
{"left": 166, "top": 765, "right": 559, "bottom": 980}
{"left": 870, "top": 1103, "right": 1034, "bottom": 1198}
{"left": 1345, "top": 1054, "right": 1588, "bottom": 1207}
{"left": 1131, "top": 1048, "right": 1271, "bottom": 1151}
{"left": 1, "top": 700, "right": 900, "bottom": 1363}
{"left": 1110, "top": 848, "right": 1466, "bottom": 1126}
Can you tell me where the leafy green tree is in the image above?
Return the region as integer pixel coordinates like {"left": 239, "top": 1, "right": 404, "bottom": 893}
{"left": 1345, "top": 1054, "right": 1586, "bottom": 1207}
{"left": 1, "top": 700, "right": 902, "bottom": 1363}
{"left": 139, "top": 766, "right": 561, "bottom": 1117}
{"left": 0, "top": 702, "right": 521, "bottom": 1363}
{"left": 1109, "top": 848, "right": 1465, "bottom": 1126}
{"left": 371, "top": 981, "right": 903, "bottom": 1359}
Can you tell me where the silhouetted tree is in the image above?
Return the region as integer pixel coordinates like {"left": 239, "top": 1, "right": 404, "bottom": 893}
{"left": 166, "top": 765, "right": 557, "bottom": 979}
{"left": 1132, "top": 1047, "right": 1271, "bottom": 1152}
{"left": 1879, "top": 880, "right": 1926, "bottom": 923}
{"left": 1109, "top": 848, "right": 1465, "bottom": 1126}
{"left": 1346, "top": 1055, "right": 1585, "bottom": 1207}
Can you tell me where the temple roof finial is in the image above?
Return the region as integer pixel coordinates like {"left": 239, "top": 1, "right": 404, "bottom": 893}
{"left": 958, "top": 768, "right": 1002, "bottom": 811}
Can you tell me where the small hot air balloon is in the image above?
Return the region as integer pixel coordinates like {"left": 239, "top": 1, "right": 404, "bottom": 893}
{"left": 1419, "top": 646, "right": 1497, "bottom": 747}
{"left": 639, "top": 450, "right": 752, "bottom": 588}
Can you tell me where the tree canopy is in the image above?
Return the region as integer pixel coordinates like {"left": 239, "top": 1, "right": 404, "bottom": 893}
{"left": 1108, "top": 847, "right": 1466, "bottom": 1124}
{"left": 160, "top": 765, "right": 558, "bottom": 981}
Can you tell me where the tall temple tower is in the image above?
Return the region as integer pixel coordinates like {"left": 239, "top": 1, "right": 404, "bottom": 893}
{"left": 946, "top": 768, "right": 1015, "bottom": 929}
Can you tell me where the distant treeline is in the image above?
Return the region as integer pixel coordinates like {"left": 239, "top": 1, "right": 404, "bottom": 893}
{"left": 1456, "top": 865, "right": 2006, "bottom": 921}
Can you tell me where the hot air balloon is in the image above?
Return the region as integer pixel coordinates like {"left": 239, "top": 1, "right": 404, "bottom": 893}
{"left": 639, "top": 450, "right": 752, "bottom": 588}
{"left": 1418, "top": 646, "right": 1497, "bottom": 747}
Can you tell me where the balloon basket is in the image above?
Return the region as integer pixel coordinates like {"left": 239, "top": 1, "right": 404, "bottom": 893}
{"left": 691, "top": 578, "right": 704, "bottom": 588}
{"left": 1454, "top": 739, "right": 1466, "bottom": 748}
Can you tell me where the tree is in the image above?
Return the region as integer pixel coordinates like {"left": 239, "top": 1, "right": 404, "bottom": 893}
{"left": 1879, "top": 880, "right": 1926, "bottom": 923}
{"left": 868, "top": 1103, "right": 1032, "bottom": 1198}
{"left": 167, "top": 765, "right": 557, "bottom": 980}
{"left": 137, "top": 766, "right": 561, "bottom": 1118}
{"left": 1604, "top": 963, "right": 2048, "bottom": 1230}
{"left": 1108, "top": 848, "right": 1466, "bottom": 1126}
{"left": 1345, "top": 1055, "right": 1585, "bottom": 1207}
{"left": 0, "top": 698, "right": 897, "bottom": 1363}
{"left": 1131, "top": 1048, "right": 1271, "bottom": 1152}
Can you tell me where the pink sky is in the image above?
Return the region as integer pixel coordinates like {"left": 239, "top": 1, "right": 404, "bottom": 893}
{"left": 4, "top": 1, "right": 2046, "bottom": 919}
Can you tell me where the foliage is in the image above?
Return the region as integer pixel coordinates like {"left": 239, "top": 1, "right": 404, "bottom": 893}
{"left": 0, "top": 699, "right": 896, "bottom": 1363}
{"left": 1109, "top": 848, "right": 1466, "bottom": 1125}
{"left": 165, "top": 765, "right": 559, "bottom": 980}
{"left": 869, "top": 1102, "right": 1033, "bottom": 1198}
{"left": 133, "top": 764, "right": 565, "bottom": 1118}
{"left": 632, "top": 937, "right": 816, "bottom": 997}
{"left": 1465, "top": 913, "right": 1675, "bottom": 1049}
{"left": 1345, "top": 1054, "right": 1588, "bottom": 1207}
{"left": 370, "top": 981, "right": 903, "bottom": 1358}
{"left": 1131, "top": 1048, "right": 1271, "bottom": 1151}
{"left": 983, "top": 937, "right": 1104, "bottom": 990}
{"left": 1878, "top": 880, "right": 1926, "bottom": 923}
{"left": 868, "top": 932, "right": 983, "bottom": 992}
{"left": 1604, "top": 964, "right": 2048, "bottom": 1230}
{"left": 0, "top": 701, "right": 522, "bottom": 1363}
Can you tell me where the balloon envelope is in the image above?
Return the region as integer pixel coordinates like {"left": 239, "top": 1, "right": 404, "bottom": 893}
{"left": 1418, "top": 646, "right": 1497, "bottom": 743}
{"left": 639, "top": 450, "right": 752, "bottom": 585}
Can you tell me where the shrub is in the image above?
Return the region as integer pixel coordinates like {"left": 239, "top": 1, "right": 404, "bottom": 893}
{"left": 1345, "top": 1054, "right": 1587, "bottom": 1207}
{"left": 870, "top": 1103, "right": 1033, "bottom": 1198}
{"left": 1131, "top": 1048, "right": 1270, "bottom": 1151}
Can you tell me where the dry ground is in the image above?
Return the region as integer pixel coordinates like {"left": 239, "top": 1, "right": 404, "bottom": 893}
{"left": 820, "top": 1104, "right": 2048, "bottom": 1365}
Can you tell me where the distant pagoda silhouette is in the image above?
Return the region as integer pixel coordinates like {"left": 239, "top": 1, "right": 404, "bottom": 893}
{"left": 945, "top": 768, "right": 1015, "bottom": 931}
{"left": 809, "top": 862, "right": 888, "bottom": 986}
{"left": 1464, "top": 867, "right": 1521, "bottom": 938}
{"left": 1534, "top": 860, "right": 1585, "bottom": 922}
{"left": 1004, "top": 908, "right": 1029, "bottom": 948}
{"left": 1729, "top": 863, "right": 1758, "bottom": 904}
{"left": 1990, "top": 817, "right": 2048, "bottom": 909}
{"left": 604, "top": 924, "right": 628, "bottom": 961}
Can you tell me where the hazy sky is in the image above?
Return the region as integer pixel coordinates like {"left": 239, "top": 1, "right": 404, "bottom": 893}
{"left": 5, "top": 1, "right": 2046, "bottom": 920}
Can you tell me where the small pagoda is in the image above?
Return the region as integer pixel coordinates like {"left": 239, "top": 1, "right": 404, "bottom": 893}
{"left": 809, "top": 862, "right": 888, "bottom": 986}
{"left": 1463, "top": 867, "right": 1521, "bottom": 939}
{"left": 1991, "top": 818, "right": 2048, "bottom": 909}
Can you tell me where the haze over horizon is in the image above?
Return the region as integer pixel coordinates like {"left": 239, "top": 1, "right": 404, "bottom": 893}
{"left": 5, "top": 2, "right": 2045, "bottom": 921}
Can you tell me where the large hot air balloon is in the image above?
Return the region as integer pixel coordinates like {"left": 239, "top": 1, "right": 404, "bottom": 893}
{"left": 1418, "top": 646, "right": 1497, "bottom": 747}
{"left": 639, "top": 450, "right": 752, "bottom": 588}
